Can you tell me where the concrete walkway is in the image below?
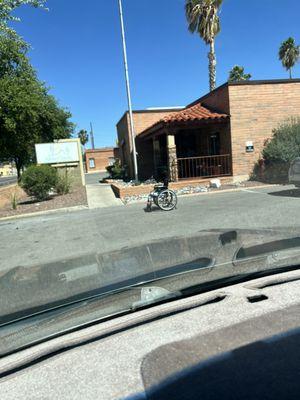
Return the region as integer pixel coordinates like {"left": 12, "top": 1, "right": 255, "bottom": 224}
{"left": 85, "top": 184, "right": 123, "bottom": 209}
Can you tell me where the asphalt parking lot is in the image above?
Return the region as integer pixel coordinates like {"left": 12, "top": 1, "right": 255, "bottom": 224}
{"left": 1, "top": 184, "right": 300, "bottom": 272}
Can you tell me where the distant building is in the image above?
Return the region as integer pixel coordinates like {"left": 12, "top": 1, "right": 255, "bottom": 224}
{"left": 85, "top": 147, "right": 120, "bottom": 173}
{"left": 0, "top": 162, "right": 17, "bottom": 177}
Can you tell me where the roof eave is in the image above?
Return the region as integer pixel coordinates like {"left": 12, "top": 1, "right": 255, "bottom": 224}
{"left": 139, "top": 115, "right": 230, "bottom": 140}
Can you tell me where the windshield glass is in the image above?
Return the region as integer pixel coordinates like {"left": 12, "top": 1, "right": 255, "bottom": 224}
{"left": 1, "top": 0, "right": 300, "bottom": 355}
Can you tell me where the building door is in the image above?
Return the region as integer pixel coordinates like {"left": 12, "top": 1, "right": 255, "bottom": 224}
{"left": 209, "top": 133, "right": 221, "bottom": 155}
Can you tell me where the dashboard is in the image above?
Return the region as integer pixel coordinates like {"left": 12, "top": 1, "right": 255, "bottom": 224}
{"left": 0, "top": 269, "right": 300, "bottom": 400}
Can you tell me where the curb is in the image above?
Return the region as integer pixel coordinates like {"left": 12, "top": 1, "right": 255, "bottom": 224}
{"left": 124, "top": 184, "right": 281, "bottom": 205}
{"left": 0, "top": 204, "right": 89, "bottom": 223}
{"left": 180, "top": 183, "right": 280, "bottom": 198}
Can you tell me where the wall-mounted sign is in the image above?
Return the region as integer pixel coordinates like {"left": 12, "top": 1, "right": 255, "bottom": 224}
{"left": 35, "top": 142, "right": 79, "bottom": 164}
{"left": 246, "top": 141, "right": 254, "bottom": 153}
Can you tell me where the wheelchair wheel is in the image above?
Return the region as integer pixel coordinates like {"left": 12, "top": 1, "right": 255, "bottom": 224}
{"left": 157, "top": 189, "right": 177, "bottom": 211}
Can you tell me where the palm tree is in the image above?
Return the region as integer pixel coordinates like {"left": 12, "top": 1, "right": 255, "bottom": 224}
{"left": 77, "top": 129, "right": 89, "bottom": 147}
{"left": 279, "top": 37, "right": 299, "bottom": 79}
{"left": 228, "top": 65, "right": 251, "bottom": 82}
{"left": 185, "top": 0, "right": 223, "bottom": 91}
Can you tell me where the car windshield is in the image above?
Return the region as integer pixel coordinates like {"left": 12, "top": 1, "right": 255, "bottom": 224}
{"left": 1, "top": 0, "right": 300, "bottom": 355}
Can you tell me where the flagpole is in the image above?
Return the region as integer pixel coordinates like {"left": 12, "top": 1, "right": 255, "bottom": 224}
{"left": 118, "top": 0, "right": 138, "bottom": 181}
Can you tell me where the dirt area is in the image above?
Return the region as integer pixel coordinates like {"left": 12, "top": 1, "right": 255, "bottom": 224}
{"left": 0, "top": 185, "right": 87, "bottom": 219}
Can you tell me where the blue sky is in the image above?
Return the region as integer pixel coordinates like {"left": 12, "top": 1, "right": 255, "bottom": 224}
{"left": 14, "top": 0, "right": 300, "bottom": 148}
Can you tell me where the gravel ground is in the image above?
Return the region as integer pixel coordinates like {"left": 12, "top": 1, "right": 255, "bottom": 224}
{"left": 0, "top": 186, "right": 87, "bottom": 218}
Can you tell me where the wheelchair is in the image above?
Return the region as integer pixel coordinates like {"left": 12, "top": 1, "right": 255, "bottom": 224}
{"left": 146, "top": 179, "right": 177, "bottom": 212}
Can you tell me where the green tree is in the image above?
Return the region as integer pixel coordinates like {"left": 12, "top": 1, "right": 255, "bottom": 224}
{"left": 0, "top": 32, "right": 31, "bottom": 77}
{"left": 228, "top": 65, "right": 251, "bottom": 82}
{"left": 0, "top": 35, "right": 73, "bottom": 178}
{"left": 279, "top": 37, "right": 300, "bottom": 79}
{"left": 39, "top": 93, "right": 74, "bottom": 143}
{"left": 0, "top": 0, "right": 47, "bottom": 35}
{"left": 185, "top": 0, "right": 223, "bottom": 91}
{"left": 77, "top": 129, "right": 89, "bottom": 146}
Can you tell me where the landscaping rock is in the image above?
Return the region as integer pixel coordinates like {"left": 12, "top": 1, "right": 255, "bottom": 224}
{"left": 210, "top": 178, "right": 221, "bottom": 188}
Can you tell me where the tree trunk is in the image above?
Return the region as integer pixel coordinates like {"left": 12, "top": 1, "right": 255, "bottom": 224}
{"left": 15, "top": 158, "right": 22, "bottom": 181}
{"left": 289, "top": 68, "right": 292, "bottom": 79}
{"left": 208, "top": 40, "right": 217, "bottom": 91}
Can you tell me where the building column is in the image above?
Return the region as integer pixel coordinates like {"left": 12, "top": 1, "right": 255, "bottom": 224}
{"left": 167, "top": 134, "right": 178, "bottom": 182}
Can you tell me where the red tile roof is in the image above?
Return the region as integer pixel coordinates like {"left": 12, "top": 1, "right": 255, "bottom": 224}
{"left": 162, "top": 102, "right": 228, "bottom": 123}
{"left": 139, "top": 102, "right": 228, "bottom": 137}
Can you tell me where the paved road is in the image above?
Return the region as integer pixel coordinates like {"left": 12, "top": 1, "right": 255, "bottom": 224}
{"left": 0, "top": 176, "right": 17, "bottom": 187}
{"left": 84, "top": 172, "right": 108, "bottom": 185}
{"left": 1, "top": 184, "right": 300, "bottom": 271}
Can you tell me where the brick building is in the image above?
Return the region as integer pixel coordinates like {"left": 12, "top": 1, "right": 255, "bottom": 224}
{"left": 117, "top": 107, "right": 184, "bottom": 178}
{"left": 116, "top": 79, "right": 300, "bottom": 182}
{"left": 85, "top": 147, "right": 120, "bottom": 173}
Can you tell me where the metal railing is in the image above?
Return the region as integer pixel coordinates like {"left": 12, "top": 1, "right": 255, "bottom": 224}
{"left": 177, "top": 154, "right": 232, "bottom": 179}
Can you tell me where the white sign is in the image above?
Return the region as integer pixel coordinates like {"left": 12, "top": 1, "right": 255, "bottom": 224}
{"left": 245, "top": 140, "right": 254, "bottom": 152}
{"left": 35, "top": 142, "right": 79, "bottom": 164}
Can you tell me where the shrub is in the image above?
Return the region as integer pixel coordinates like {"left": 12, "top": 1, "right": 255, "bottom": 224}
{"left": 254, "top": 118, "right": 300, "bottom": 183}
{"left": 11, "top": 192, "right": 18, "bottom": 210}
{"left": 263, "top": 117, "right": 300, "bottom": 163}
{"left": 55, "top": 170, "right": 72, "bottom": 195}
{"left": 21, "top": 165, "right": 57, "bottom": 201}
{"left": 106, "top": 160, "right": 126, "bottom": 179}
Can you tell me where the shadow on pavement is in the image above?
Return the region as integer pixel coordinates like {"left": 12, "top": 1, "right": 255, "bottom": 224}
{"left": 268, "top": 188, "right": 300, "bottom": 198}
{"left": 143, "top": 206, "right": 178, "bottom": 213}
{"left": 143, "top": 206, "right": 161, "bottom": 213}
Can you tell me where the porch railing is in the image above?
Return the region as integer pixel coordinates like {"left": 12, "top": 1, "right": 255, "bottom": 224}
{"left": 177, "top": 154, "right": 232, "bottom": 180}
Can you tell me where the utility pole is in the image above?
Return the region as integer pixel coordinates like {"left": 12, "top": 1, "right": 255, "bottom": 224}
{"left": 118, "top": 0, "right": 138, "bottom": 181}
{"left": 90, "top": 122, "right": 95, "bottom": 150}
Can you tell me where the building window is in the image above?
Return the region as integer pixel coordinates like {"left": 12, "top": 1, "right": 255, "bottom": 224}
{"left": 89, "top": 158, "right": 95, "bottom": 169}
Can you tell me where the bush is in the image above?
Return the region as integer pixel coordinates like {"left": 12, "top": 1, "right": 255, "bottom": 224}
{"left": 263, "top": 117, "right": 300, "bottom": 163}
{"left": 21, "top": 165, "right": 57, "bottom": 201}
{"left": 254, "top": 118, "right": 300, "bottom": 183}
{"left": 106, "top": 160, "right": 126, "bottom": 179}
{"left": 11, "top": 192, "right": 18, "bottom": 210}
{"left": 55, "top": 170, "right": 72, "bottom": 195}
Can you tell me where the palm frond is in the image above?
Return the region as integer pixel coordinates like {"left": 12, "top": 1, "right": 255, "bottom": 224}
{"left": 279, "top": 37, "right": 300, "bottom": 71}
{"left": 185, "top": 0, "right": 222, "bottom": 43}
